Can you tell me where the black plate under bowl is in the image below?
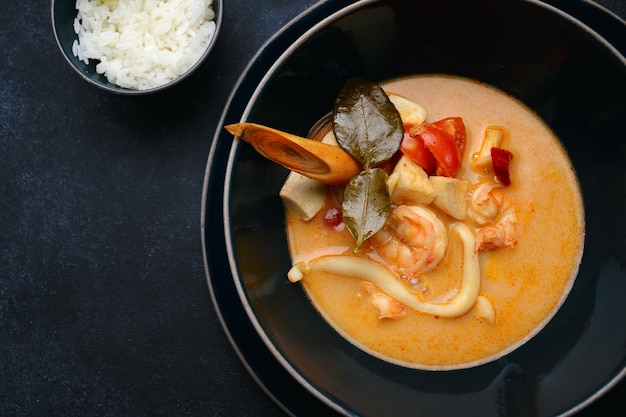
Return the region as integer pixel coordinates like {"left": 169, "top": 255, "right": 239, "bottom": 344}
{"left": 202, "top": 0, "right": 626, "bottom": 416}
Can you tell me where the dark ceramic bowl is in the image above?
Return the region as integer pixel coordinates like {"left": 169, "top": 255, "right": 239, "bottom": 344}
{"left": 51, "top": 0, "right": 222, "bottom": 95}
{"left": 202, "top": 0, "right": 626, "bottom": 415}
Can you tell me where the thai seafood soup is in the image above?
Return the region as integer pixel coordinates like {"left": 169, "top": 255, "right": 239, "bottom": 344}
{"left": 228, "top": 75, "right": 585, "bottom": 370}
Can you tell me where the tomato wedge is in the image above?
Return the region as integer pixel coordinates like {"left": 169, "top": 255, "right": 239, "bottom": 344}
{"left": 432, "top": 117, "right": 466, "bottom": 157}
{"left": 400, "top": 126, "right": 437, "bottom": 175}
{"left": 408, "top": 123, "right": 461, "bottom": 177}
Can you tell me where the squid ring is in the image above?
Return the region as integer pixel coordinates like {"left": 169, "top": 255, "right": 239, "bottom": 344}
{"left": 288, "top": 222, "right": 480, "bottom": 318}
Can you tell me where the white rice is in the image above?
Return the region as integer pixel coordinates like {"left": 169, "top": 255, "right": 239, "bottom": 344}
{"left": 72, "top": 0, "right": 216, "bottom": 90}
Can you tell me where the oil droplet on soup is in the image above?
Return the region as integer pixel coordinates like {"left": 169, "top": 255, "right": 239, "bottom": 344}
{"left": 285, "top": 75, "right": 585, "bottom": 370}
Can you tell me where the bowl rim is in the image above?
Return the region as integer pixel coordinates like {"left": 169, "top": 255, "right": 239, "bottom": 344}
{"left": 202, "top": 0, "right": 626, "bottom": 415}
{"left": 50, "top": 0, "right": 224, "bottom": 95}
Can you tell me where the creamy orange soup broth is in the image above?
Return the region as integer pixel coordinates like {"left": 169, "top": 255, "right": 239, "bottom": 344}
{"left": 285, "top": 75, "right": 585, "bottom": 370}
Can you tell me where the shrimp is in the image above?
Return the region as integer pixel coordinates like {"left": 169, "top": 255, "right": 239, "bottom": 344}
{"left": 468, "top": 182, "right": 518, "bottom": 252}
{"left": 369, "top": 205, "right": 448, "bottom": 275}
{"left": 362, "top": 281, "right": 407, "bottom": 320}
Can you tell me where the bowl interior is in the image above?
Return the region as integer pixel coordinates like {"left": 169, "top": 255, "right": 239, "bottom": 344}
{"left": 222, "top": 0, "right": 626, "bottom": 415}
{"left": 51, "top": 0, "right": 222, "bottom": 94}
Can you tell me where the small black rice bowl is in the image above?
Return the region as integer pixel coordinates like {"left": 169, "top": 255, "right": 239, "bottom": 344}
{"left": 202, "top": 0, "right": 626, "bottom": 416}
{"left": 51, "top": 0, "right": 222, "bottom": 95}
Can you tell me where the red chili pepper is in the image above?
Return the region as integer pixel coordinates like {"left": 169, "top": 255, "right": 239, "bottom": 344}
{"left": 324, "top": 206, "right": 343, "bottom": 228}
{"left": 491, "top": 147, "right": 513, "bottom": 185}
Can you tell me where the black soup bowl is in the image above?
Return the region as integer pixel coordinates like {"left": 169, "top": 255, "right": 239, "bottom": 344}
{"left": 202, "top": 0, "right": 626, "bottom": 416}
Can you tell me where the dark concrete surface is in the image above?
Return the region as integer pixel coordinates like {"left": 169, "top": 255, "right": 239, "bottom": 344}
{"left": 0, "top": 1, "right": 624, "bottom": 416}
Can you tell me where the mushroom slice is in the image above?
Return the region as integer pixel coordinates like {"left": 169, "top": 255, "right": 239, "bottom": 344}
{"left": 387, "top": 92, "right": 428, "bottom": 126}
